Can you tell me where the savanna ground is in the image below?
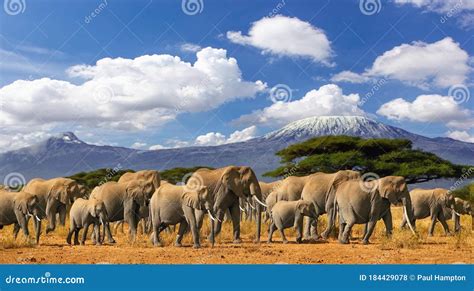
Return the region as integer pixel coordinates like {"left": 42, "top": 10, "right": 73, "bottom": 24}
{"left": 0, "top": 207, "right": 472, "bottom": 264}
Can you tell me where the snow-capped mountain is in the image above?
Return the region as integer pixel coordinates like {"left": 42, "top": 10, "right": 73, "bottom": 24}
{"left": 0, "top": 116, "right": 473, "bottom": 182}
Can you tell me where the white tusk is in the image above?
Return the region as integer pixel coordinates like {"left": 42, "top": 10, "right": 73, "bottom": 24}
{"left": 254, "top": 196, "right": 267, "bottom": 208}
{"left": 403, "top": 205, "right": 416, "bottom": 235}
{"left": 248, "top": 202, "right": 255, "bottom": 210}
{"left": 207, "top": 210, "right": 218, "bottom": 222}
{"left": 100, "top": 217, "right": 104, "bottom": 225}
{"left": 239, "top": 206, "right": 245, "bottom": 212}
{"left": 453, "top": 210, "right": 462, "bottom": 217}
{"left": 34, "top": 215, "right": 41, "bottom": 222}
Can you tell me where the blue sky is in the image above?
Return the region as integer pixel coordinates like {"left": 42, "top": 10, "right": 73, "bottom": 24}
{"left": 0, "top": 0, "right": 473, "bottom": 151}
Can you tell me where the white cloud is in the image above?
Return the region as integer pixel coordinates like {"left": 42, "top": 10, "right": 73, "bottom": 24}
{"left": 377, "top": 94, "right": 473, "bottom": 129}
{"left": 332, "top": 37, "right": 471, "bottom": 89}
{"left": 149, "top": 144, "right": 166, "bottom": 150}
{"left": 0, "top": 131, "right": 51, "bottom": 152}
{"left": 394, "top": 1, "right": 474, "bottom": 29}
{"left": 446, "top": 130, "right": 474, "bottom": 142}
{"left": 131, "top": 142, "right": 147, "bottom": 149}
{"left": 330, "top": 70, "right": 371, "bottom": 83}
{"left": 0, "top": 47, "right": 265, "bottom": 136}
{"left": 235, "top": 84, "right": 365, "bottom": 126}
{"left": 227, "top": 15, "right": 333, "bottom": 65}
{"left": 195, "top": 126, "right": 258, "bottom": 146}
{"left": 180, "top": 43, "right": 202, "bottom": 53}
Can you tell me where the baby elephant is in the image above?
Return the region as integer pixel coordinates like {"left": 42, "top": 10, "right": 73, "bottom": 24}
{"left": 268, "top": 200, "right": 317, "bottom": 244}
{"left": 150, "top": 183, "right": 217, "bottom": 248}
{"left": 67, "top": 198, "right": 108, "bottom": 245}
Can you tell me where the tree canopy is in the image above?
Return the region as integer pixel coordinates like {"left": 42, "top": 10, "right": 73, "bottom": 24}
{"left": 263, "top": 135, "right": 471, "bottom": 184}
{"left": 160, "top": 166, "right": 214, "bottom": 184}
{"left": 451, "top": 183, "right": 474, "bottom": 203}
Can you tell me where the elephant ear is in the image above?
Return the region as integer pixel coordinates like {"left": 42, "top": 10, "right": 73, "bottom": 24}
{"left": 377, "top": 177, "right": 398, "bottom": 204}
{"left": 326, "top": 170, "right": 358, "bottom": 198}
{"left": 48, "top": 181, "right": 68, "bottom": 205}
{"left": 296, "top": 200, "right": 309, "bottom": 214}
{"left": 182, "top": 190, "right": 202, "bottom": 210}
{"left": 15, "top": 195, "right": 29, "bottom": 215}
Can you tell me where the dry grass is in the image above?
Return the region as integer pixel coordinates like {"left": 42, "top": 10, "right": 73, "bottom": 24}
{"left": 0, "top": 206, "right": 472, "bottom": 264}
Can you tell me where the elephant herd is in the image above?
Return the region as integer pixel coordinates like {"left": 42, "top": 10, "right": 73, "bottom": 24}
{"left": 0, "top": 167, "right": 471, "bottom": 249}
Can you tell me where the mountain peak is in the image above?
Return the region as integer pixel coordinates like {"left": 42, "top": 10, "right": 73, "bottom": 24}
{"left": 264, "top": 115, "right": 411, "bottom": 141}
{"left": 50, "top": 132, "right": 84, "bottom": 144}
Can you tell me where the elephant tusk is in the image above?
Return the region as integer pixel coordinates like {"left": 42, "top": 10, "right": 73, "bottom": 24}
{"left": 254, "top": 196, "right": 267, "bottom": 208}
{"left": 453, "top": 210, "right": 462, "bottom": 217}
{"left": 248, "top": 202, "right": 256, "bottom": 210}
{"left": 239, "top": 206, "right": 245, "bottom": 212}
{"left": 100, "top": 217, "right": 104, "bottom": 225}
{"left": 403, "top": 205, "right": 416, "bottom": 235}
{"left": 34, "top": 215, "right": 41, "bottom": 222}
{"left": 207, "top": 210, "right": 219, "bottom": 222}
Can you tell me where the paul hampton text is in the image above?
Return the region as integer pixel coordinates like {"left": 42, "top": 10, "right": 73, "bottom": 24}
{"left": 359, "top": 273, "right": 467, "bottom": 282}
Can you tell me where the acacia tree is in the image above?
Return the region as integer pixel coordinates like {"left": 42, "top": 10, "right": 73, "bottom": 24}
{"left": 263, "top": 135, "right": 471, "bottom": 184}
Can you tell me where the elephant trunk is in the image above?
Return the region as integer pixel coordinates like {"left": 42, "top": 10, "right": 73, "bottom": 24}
{"left": 45, "top": 202, "right": 57, "bottom": 233}
{"left": 35, "top": 219, "right": 41, "bottom": 244}
{"left": 256, "top": 203, "right": 261, "bottom": 243}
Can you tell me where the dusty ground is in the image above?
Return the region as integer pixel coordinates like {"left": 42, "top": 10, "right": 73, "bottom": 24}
{"left": 1, "top": 207, "right": 472, "bottom": 264}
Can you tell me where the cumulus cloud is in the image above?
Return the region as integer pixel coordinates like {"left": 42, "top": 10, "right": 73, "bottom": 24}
{"left": 227, "top": 15, "right": 333, "bottom": 65}
{"left": 195, "top": 126, "right": 257, "bottom": 146}
{"left": 149, "top": 144, "right": 166, "bottom": 150}
{"left": 446, "top": 130, "right": 474, "bottom": 142}
{"left": 235, "top": 84, "right": 365, "bottom": 126}
{"left": 332, "top": 37, "right": 471, "bottom": 89}
{"left": 377, "top": 94, "right": 473, "bottom": 129}
{"left": 0, "top": 47, "right": 265, "bottom": 136}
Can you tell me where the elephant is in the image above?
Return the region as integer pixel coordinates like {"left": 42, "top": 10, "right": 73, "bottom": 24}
{"left": 191, "top": 166, "right": 266, "bottom": 244}
{"left": 442, "top": 197, "right": 472, "bottom": 232}
{"left": 336, "top": 176, "right": 416, "bottom": 244}
{"left": 149, "top": 183, "right": 217, "bottom": 248}
{"left": 23, "top": 177, "right": 83, "bottom": 233}
{"left": 268, "top": 200, "right": 317, "bottom": 244}
{"left": 114, "top": 205, "right": 149, "bottom": 235}
{"left": 67, "top": 198, "right": 109, "bottom": 245}
{"left": 115, "top": 170, "right": 160, "bottom": 234}
{"left": 301, "top": 170, "right": 361, "bottom": 240}
{"left": 58, "top": 183, "right": 90, "bottom": 227}
{"left": 400, "top": 188, "right": 456, "bottom": 236}
{"left": 0, "top": 190, "right": 42, "bottom": 244}
{"left": 259, "top": 181, "right": 282, "bottom": 201}
{"left": 90, "top": 180, "right": 154, "bottom": 242}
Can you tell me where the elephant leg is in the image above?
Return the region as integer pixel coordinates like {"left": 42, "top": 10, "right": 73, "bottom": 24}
{"left": 66, "top": 228, "right": 74, "bottom": 245}
{"left": 322, "top": 206, "right": 336, "bottom": 240}
{"left": 382, "top": 210, "right": 393, "bottom": 237}
{"left": 340, "top": 222, "right": 354, "bottom": 244}
{"left": 303, "top": 217, "right": 312, "bottom": 240}
{"left": 94, "top": 224, "right": 102, "bottom": 245}
{"left": 362, "top": 220, "right": 377, "bottom": 244}
{"left": 295, "top": 216, "right": 304, "bottom": 244}
{"left": 195, "top": 210, "right": 205, "bottom": 230}
{"left": 229, "top": 204, "right": 242, "bottom": 244}
{"left": 428, "top": 213, "right": 437, "bottom": 236}
{"left": 124, "top": 200, "right": 138, "bottom": 242}
{"left": 74, "top": 228, "right": 80, "bottom": 245}
{"left": 104, "top": 222, "right": 116, "bottom": 243}
{"left": 437, "top": 212, "right": 451, "bottom": 236}
{"left": 13, "top": 223, "right": 20, "bottom": 240}
{"left": 175, "top": 221, "right": 188, "bottom": 247}
{"left": 212, "top": 209, "right": 225, "bottom": 238}
{"left": 338, "top": 222, "right": 345, "bottom": 242}
{"left": 279, "top": 227, "right": 288, "bottom": 244}
{"left": 267, "top": 222, "right": 276, "bottom": 243}
{"left": 58, "top": 205, "right": 67, "bottom": 226}
{"left": 81, "top": 224, "right": 89, "bottom": 245}
{"left": 152, "top": 222, "right": 163, "bottom": 247}
{"left": 183, "top": 207, "right": 200, "bottom": 248}
{"left": 113, "top": 221, "right": 122, "bottom": 234}
{"left": 454, "top": 214, "right": 461, "bottom": 233}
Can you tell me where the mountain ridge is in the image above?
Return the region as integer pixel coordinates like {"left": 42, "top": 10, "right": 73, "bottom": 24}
{"left": 1, "top": 116, "right": 473, "bottom": 182}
